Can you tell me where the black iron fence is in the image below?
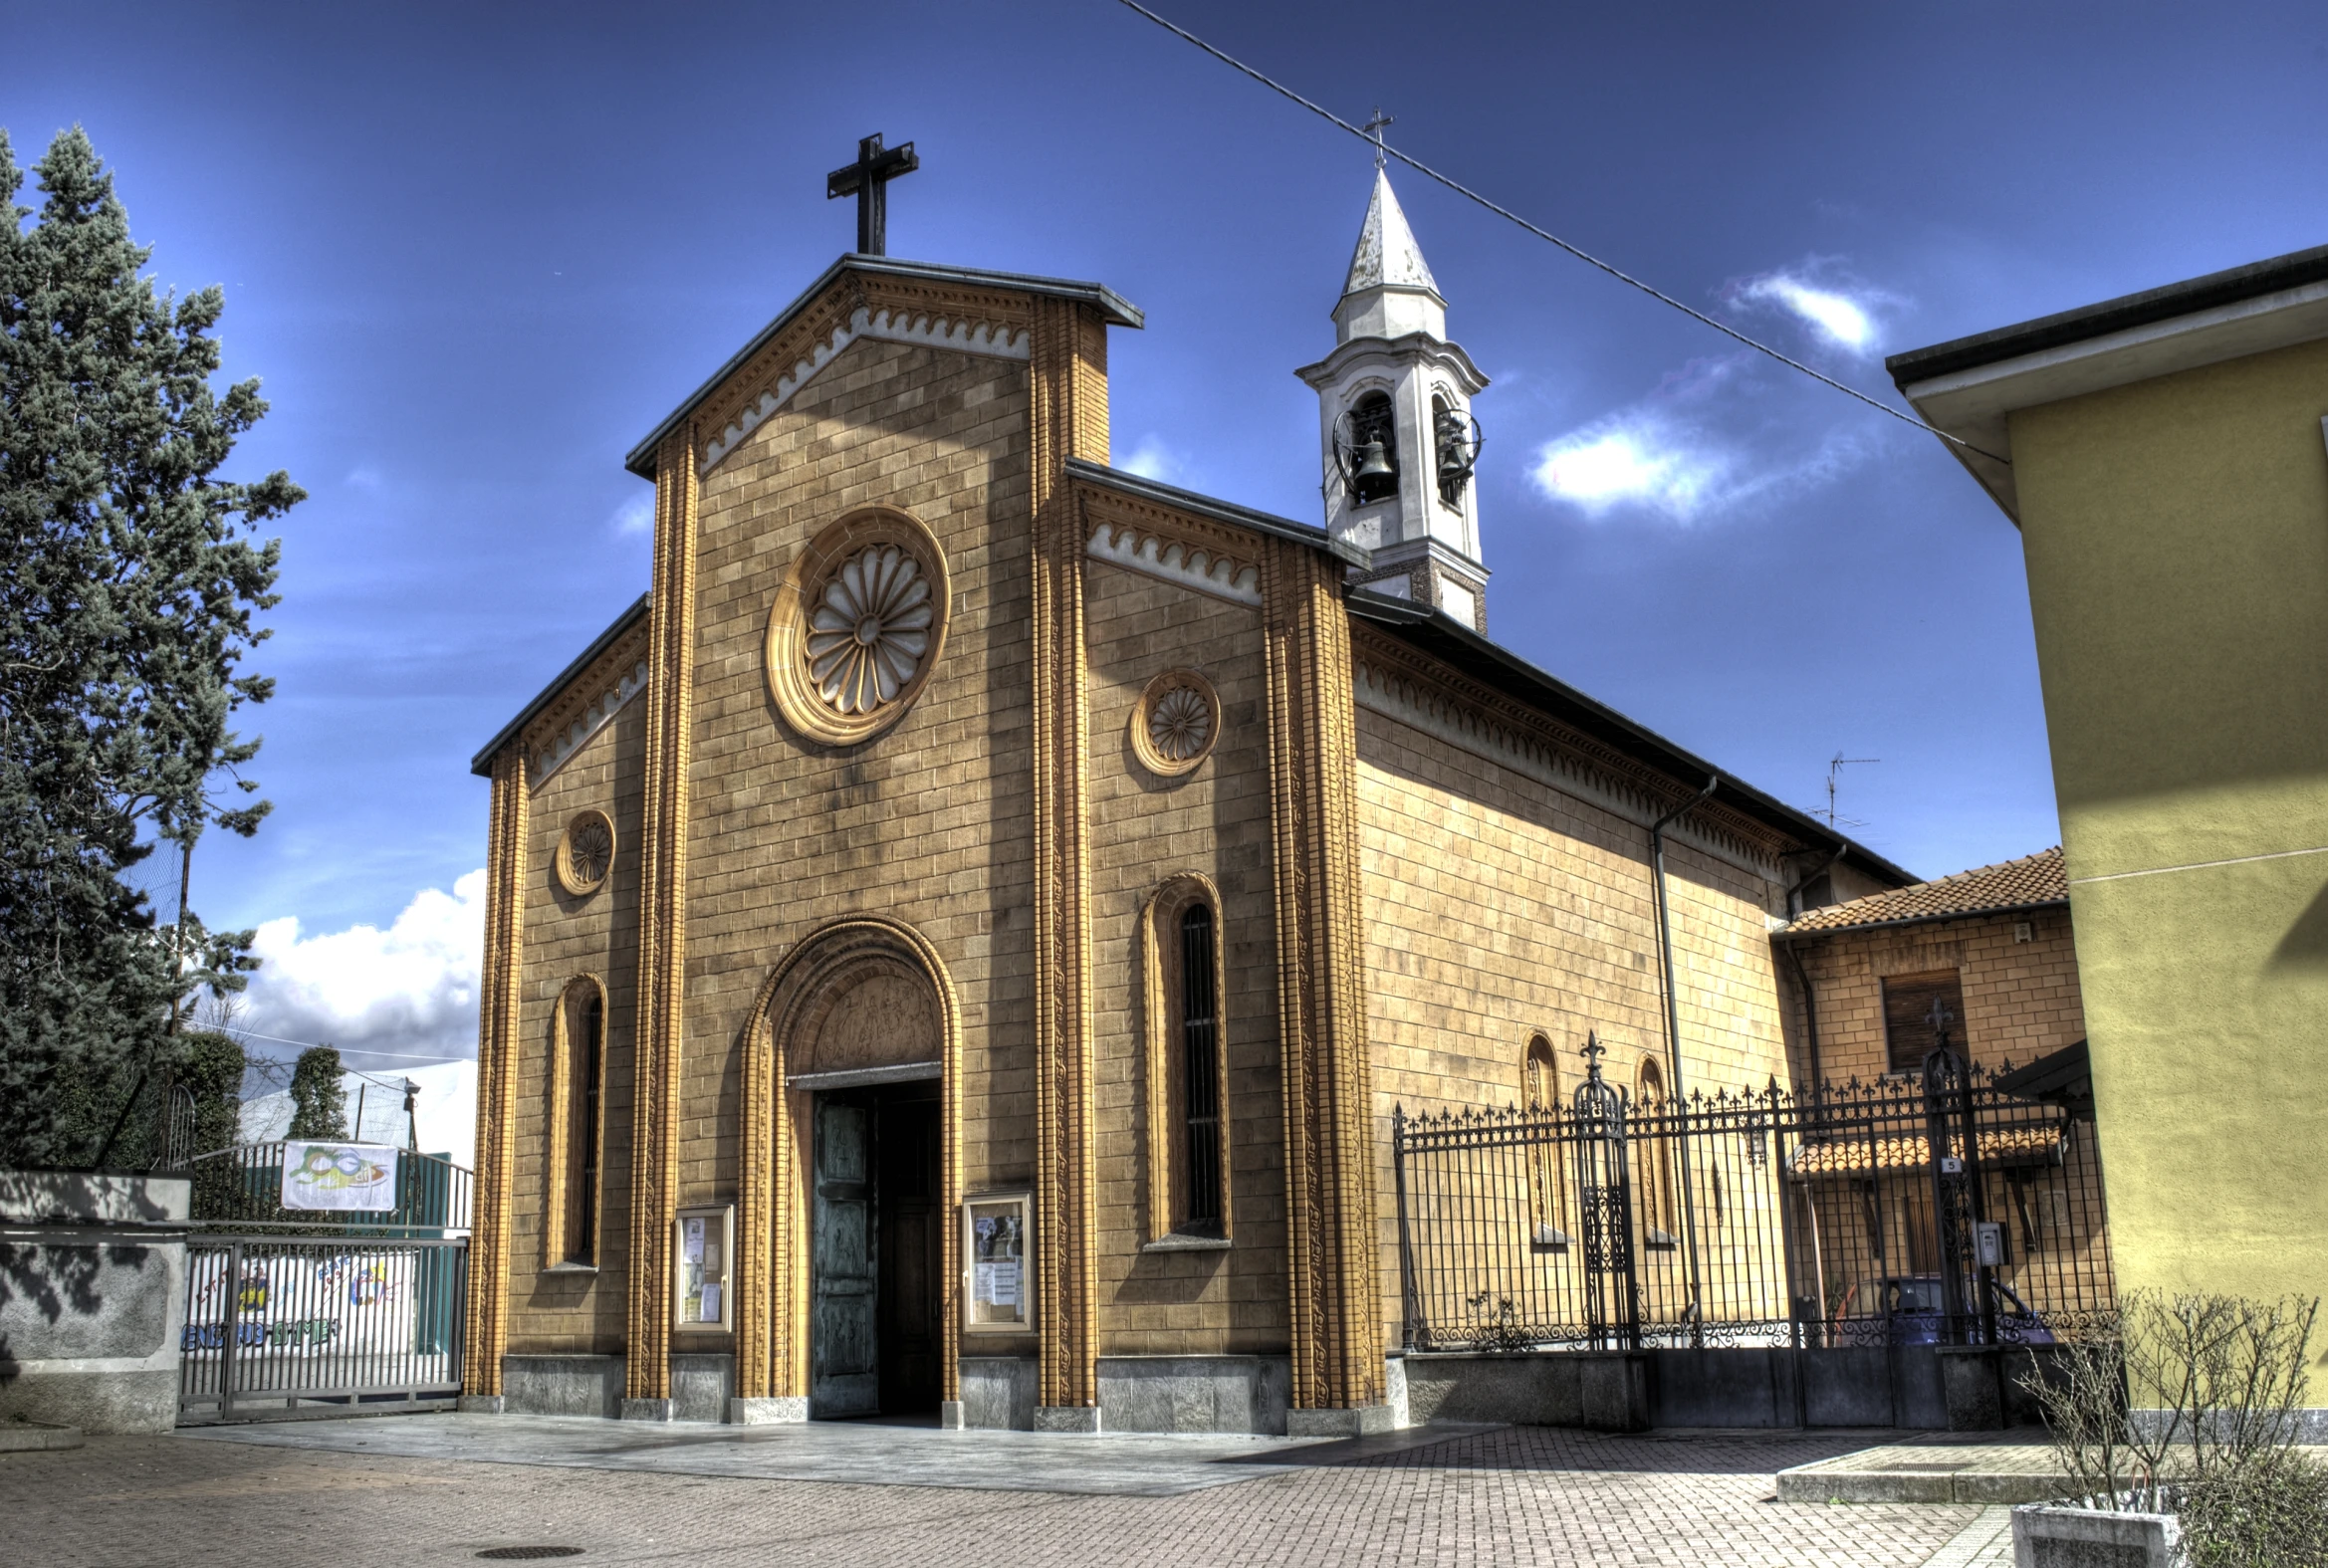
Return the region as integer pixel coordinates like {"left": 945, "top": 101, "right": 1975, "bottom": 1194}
{"left": 1393, "top": 1037, "right": 2114, "bottom": 1354}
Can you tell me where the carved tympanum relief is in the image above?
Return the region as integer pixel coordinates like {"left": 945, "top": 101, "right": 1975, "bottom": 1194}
{"left": 555, "top": 808, "right": 616, "bottom": 897}
{"left": 1130, "top": 669, "right": 1222, "bottom": 779}
{"left": 767, "top": 508, "right": 952, "bottom": 747}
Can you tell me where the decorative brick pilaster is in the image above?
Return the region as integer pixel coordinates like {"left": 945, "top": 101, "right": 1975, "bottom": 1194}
{"left": 624, "top": 431, "right": 701, "bottom": 1405}
{"left": 1029, "top": 298, "right": 1108, "bottom": 1415}
{"left": 1263, "top": 544, "right": 1383, "bottom": 1412}
{"left": 463, "top": 747, "right": 529, "bottom": 1396}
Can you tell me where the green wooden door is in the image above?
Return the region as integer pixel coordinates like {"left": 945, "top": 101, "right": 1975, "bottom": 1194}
{"left": 812, "top": 1097, "right": 877, "bottom": 1416}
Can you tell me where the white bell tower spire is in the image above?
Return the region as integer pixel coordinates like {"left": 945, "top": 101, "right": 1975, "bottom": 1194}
{"left": 1296, "top": 164, "right": 1491, "bottom": 628}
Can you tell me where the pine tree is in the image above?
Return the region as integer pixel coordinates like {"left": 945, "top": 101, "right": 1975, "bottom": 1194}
{"left": 0, "top": 127, "right": 303, "bottom": 1166}
{"left": 287, "top": 1046, "right": 347, "bottom": 1141}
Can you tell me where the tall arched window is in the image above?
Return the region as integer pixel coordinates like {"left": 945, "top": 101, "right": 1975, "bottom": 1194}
{"left": 1179, "top": 906, "right": 1222, "bottom": 1232}
{"left": 1142, "top": 876, "right": 1230, "bottom": 1242}
{"left": 1636, "top": 1054, "right": 1679, "bottom": 1247}
{"left": 1524, "top": 1035, "right": 1568, "bottom": 1252}
{"left": 551, "top": 979, "right": 606, "bottom": 1266}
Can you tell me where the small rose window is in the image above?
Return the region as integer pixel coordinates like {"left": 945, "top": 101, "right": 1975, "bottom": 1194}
{"left": 1130, "top": 670, "right": 1222, "bottom": 779}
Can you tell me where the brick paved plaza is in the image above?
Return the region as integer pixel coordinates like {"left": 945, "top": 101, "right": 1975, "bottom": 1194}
{"left": 0, "top": 1419, "right": 2018, "bottom": 1567}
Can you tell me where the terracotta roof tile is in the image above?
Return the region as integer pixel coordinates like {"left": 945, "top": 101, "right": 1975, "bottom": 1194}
{"left": 1785, "top": 846, "right": 2066, "bottom": 936}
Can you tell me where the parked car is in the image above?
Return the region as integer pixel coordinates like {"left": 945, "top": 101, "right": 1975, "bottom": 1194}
{"left": 1827, "top": 1274, "right": 2057, "bottom": 1346}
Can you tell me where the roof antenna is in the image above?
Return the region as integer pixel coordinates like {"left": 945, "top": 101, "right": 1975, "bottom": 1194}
{"left": 1816, "top": 753, "right": 1879, "bottom": 829}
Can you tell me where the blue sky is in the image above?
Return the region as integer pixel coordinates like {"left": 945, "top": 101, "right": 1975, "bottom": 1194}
{"left": 9, "top": 1, "right": 2326, "bottom": 1069}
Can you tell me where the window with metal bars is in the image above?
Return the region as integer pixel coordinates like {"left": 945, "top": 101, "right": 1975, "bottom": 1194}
{"left": 568, "top": 990, "right": 603, "bottom": 1264}
{"left": 1179, "top": 905, "right": 1223, "bottom": 1234}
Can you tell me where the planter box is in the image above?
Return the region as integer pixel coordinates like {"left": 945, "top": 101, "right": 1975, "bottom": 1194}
{"left": 2011, "top": 1500, "right": 2183, "bottom": 1568}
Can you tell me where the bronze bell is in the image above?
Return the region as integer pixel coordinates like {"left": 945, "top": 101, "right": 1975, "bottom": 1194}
{"left": 1354, "top": 436, "right": 1395, "bottom": 488}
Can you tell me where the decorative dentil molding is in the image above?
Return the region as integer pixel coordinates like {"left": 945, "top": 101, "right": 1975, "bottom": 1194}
{"left": 530, "top": 657, "right": 649, "bottom": 787}
{"left": 1085, "top": 519, "right": 1263, "bottom": 606}
{"left": 1351, "top": 656, "right": 1782, "bottom": 880}
{"left": 699, "top": 307, "right": 1033, "bottom": 476}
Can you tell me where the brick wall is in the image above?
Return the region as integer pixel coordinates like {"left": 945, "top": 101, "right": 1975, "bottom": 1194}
{"left": 1081, "top": 559, "right": 1283, "bottom": 1355}
{"left": 1787, "top": 904, "right": 2085, "bottom": 1084}
{"left": 506, "top": 696, "right": 645, "bottom": 1355}
{"left": 1352, "top": 702, "right": 1793, "bottom": 1344}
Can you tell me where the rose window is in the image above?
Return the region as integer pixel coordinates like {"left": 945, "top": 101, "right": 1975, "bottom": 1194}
{"left": 805, "top": 546, "right": 933, "bottom": 715}
{"left": 567, "top": 818, "right": 611, "bottom": 885}
{"left": 1130, "top": 670, "right": 1222, "bottom": 778}
{"left": 1147, "top": 685, "right": 1213, "bottom": 763}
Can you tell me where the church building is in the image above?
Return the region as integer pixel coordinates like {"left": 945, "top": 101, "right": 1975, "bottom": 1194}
{"left": 462, "top": 151, "right": 1910, "bottom": 1434}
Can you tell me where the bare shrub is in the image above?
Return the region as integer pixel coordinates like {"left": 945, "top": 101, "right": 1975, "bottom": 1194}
{"left": 2020, "top": 1291, "right": 2319, "bottom": 1516}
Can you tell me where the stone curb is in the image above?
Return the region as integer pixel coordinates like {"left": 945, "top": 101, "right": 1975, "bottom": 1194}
{"left": 0, "top": 1422, "right": 85, "bottom": 1453}
{"left": 1776, "top": 1460, "right": 2070, "bottom": 1505}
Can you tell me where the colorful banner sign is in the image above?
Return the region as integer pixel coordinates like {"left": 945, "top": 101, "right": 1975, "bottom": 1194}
{"left": 280, "top": 1142, "right": 400, "bottom": 1212}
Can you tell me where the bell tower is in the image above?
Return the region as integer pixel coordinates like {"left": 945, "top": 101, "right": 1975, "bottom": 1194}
{"left": 1296, "top": 167, "right": 1491, "bottom": 629}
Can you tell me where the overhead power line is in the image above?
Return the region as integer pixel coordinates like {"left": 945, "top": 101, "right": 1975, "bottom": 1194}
{"left": 1112, "top": 0, "right": 2005, "bottom": 465}
{"left": 213, "top": 1021, "right": 475, "bottom": 1068}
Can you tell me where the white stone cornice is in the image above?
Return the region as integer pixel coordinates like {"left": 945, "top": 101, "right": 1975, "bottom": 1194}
{"left": 1085, "top": 520, "right": 1263, "bottom": 606}
{"left": 1352, "top": 658, "right": 1778, "bottom": 881}
{"left": 699, "top": 307, "right": 1032, "bottom": 476}
{"left": 531, "top": 658, "right": 649, "bottom": 787}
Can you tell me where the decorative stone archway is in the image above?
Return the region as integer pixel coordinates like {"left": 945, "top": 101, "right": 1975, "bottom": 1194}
{"left": 733, "top": 918, "right": 961, "bottom": 1416}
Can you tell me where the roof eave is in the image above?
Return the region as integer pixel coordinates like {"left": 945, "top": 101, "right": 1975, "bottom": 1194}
{"left": 470, "top": 592, "right": 651, "bottom": 777}
{"left": 1064, "top": 458, "right": 1371, "bottom": 568}
{"left": 1889, "top": 242, "right": 2328, "bottom": 528}
{"left": 1776, "top": 896, "right": 2070, "bottom": 943}
{"left": 623, "top": 255, "right": 1145, "bottom": 479}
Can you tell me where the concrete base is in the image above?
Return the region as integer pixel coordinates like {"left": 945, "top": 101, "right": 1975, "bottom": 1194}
{"left": 454, "top": 1395, "right": 505, "bottom": 1415}
{"left": 1034, "top": 1405, "right": 1103, "bottom": 1433}
{"left": 1285, "top": 1404, "right": 1398, "bottom": 1438}
{"left": 0, "top": 1420, "right": 84, "bottom": 1452}
{"left": 726, "top": 1397, "right": 808, "bottom": 1425}
{"left": 619, "top": 1398, "right": 673, "bottom": 1422}
{"left": 938, "top": 1401, "right": 966, "bottom": 1430}
{"left": 2011, "top": 1502, "right": 2182, "bottom": 1568}
{"left": 1940, "top": 1346, "right": 2005, "bottom": 1432}
{"left": 1401, "top": 1351, "right": 1651, "bottom": 1432}
{"left": 503, "top": 1355, "right": 624, "bottom": 1419}
{"left": 671, "top": 1353, "right": 733, "bottom": 1424}
{"left": 959, "top": 1356, "right": 1039, "bottom": 1430}
{"left": 1097, "top": 1355, "right": 1291, "bottom": 1435}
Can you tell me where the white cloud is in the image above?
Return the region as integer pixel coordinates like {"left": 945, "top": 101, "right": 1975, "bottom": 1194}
{"left": 1728, "top": 264, "right": 1897, "bottom": 356}
{"left": 344, "top": 465, "right": 384, "bottom": 491}
{"left": 1528, "top": 352, "right": 1881, "bottom": 526}
{"left": 1118, "top": 436, "right": 1185, "bottom": 485}
{"left": 1530, "top": 416, "right": 1731, "bottom": 520}
{"left": 609, "top": 490, "right": 655, "bottom": 537}
{"left": 238, "top": 871, "right": 486, "bottom": 1063}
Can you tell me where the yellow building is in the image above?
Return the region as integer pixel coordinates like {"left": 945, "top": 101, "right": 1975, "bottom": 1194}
{"left": 1893, "top": 247, "right": 2328, "bottom": 1424}
{"left": 461, "top": 169, "right": 1909, "bottom": 1434}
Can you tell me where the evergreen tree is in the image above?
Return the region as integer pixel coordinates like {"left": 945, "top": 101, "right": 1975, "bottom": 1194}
{"left": 0, "top": 126, "right": 302, "bottom": 1166}
{"left": 287, "top": 1046, "right": 347, "bottom": 1141}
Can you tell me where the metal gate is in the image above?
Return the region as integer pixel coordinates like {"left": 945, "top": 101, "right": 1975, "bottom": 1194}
{"left": 178, "top": 1143, "right": 471, "bottom": 1424}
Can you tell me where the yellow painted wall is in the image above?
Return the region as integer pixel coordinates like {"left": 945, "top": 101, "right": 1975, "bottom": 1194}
{"left": 2008, "top": 333, "right": 2328, "bottom": 1320}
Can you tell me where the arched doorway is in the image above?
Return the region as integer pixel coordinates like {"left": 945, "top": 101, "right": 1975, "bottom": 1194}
{"left": 740, "top": 920, "right": 959, "bottom": 1422}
